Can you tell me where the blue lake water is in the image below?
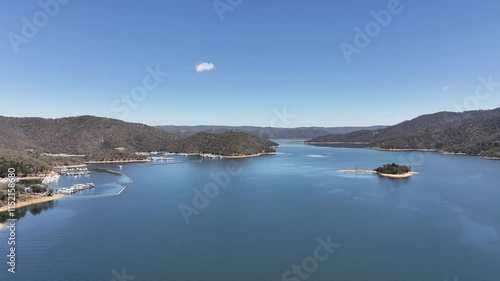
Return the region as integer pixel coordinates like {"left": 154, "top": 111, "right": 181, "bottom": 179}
{"left": 1, "top": 139, "right": 500, "bottom": 281}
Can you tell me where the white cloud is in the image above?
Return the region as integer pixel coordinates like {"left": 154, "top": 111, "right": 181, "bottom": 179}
{"left": 195, "top": 62, "right": 215, "bottom": 73}
{"left": 442, "top": 84, "right": 456, "bottom": 90}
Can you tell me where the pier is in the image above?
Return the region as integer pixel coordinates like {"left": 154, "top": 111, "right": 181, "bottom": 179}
{"left": 93, "top": 168, "right": 134, "bottom": 183}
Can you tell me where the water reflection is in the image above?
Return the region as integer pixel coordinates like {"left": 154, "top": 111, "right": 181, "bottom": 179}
{"left": 0, "top": 200, "right": 56, "bottom": 224}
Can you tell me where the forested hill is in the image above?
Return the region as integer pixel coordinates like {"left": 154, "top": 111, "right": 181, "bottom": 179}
{"left": 0, "top": 116, "right": 278, "bottom": 156}
{"left": 0, "top": 115, "right": 180, "bottom": 154}
{"left": 306, "top": 108, "right": 500, "bottom": 158}
{"left": 170, "top": 132, "right": 278, "bottom": 156}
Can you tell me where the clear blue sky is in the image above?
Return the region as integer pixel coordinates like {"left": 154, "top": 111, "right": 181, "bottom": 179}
{"left": 1, "top": 0, "right": 499, "bottom": 127}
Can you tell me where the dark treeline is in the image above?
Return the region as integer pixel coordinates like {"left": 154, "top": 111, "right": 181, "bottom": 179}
{"left": 374, "top": 163, "right": 411, "bottom": 175}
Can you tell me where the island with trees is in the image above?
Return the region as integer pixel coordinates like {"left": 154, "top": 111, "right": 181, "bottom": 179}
{"left": 341, "top": 163, "right": 418, "bottom": 178}
{"left": 373, "top": 163, "right": 417, "bottom": 178}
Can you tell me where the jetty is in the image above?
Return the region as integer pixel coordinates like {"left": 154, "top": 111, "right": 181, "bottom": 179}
{"left": 93, "top": 168, "right": 133, "bottom": 183}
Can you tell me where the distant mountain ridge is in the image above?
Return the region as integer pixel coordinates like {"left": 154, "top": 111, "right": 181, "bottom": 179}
{"left": 156, "top": 125, "right": 386, "bottom": 139}
{"left": 306, "top": 108, "right": 500, "bottom": 158}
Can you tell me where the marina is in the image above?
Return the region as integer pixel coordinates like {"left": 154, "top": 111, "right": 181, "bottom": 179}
{"left": 55, "top": 167, "right": 90, "bottom": 176}
{"left": 57, "top": 183, "right": 95, "bottom": 195}
{"left": 147, "top": 156, "right": 174, "bottom": 161}
{"left": 199, "top": 153, "right": 225, "bottom": 159}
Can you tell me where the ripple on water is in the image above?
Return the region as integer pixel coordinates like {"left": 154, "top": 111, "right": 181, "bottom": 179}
{"left": 303, "top": 154, "right": 328, "bottom": 158}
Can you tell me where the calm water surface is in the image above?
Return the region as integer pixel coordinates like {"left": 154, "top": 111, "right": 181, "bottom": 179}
{"left": 1, "top": 139, "right": 500, "bottom": 281}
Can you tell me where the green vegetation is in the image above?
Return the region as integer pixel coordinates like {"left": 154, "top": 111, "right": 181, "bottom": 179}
{"left": 170, "top": 131, "right": 278, "bottom": 156}
{"left": 84, "top": 149, "right": 146, "bottom": 162}
{"left": 0, "top": 183, "right": 43, "bottom": 208}
{"left": 0, "top": 115, "right": 179, "bottom": 154}
{"left": 0, "top": 116, "right": 277, "bottom": 160}
{"left": 374, "top": 163, "right": 411, "bottom": 175}
{"left": 306, "top": 108, "right": 500, "bottom": 158}
{"left": 0, "top": 150, "right": 51, "bottom": 177}
{"left": 0, "top": 116, "right": 280, "bottom": 176}
{"left": 0, "top": 149, "right": 134, "bottom": 177}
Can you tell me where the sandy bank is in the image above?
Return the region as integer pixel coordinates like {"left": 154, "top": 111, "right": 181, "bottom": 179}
{"left": 84, "top": 159, "right": 150, "bottom": 164}
{"left": 482, "top": 156, "right": 500, "bottom": 160}
{"left": 0, "top": 194, "right": 65, "bottom": 213}
{"left": 226, "top": 152, "right": 277, "bottom": 159}
{"left": 377, "top": 171, "right": 419, "bottom": 178}
{"left": 340, "top": 169, "right": 376, "bottom": 174}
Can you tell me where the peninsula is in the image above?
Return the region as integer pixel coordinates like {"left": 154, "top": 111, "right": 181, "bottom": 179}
{"left": 306, "top": 108, "right": 500, "bottom": 159}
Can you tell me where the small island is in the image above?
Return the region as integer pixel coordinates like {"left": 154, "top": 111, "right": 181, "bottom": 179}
{"left": 341, "top": 163, "right": 419, "bottom": 178}
{"left": 374, "top": 163, "right": 418, "bottom": 178}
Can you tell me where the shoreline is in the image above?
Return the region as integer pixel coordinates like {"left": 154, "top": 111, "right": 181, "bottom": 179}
{"left": 340, "top": 169, "right": 419, "bottom": 178}
{"left": 377, "top": 171, "right": 419, "bottom": 178}
{"left": 340, "top": 169, "right": 376, "bottom": 174}
{"left": 482, "top": 156, "right": 500, "bottom": 160}
{"left": 368, "top": 147, "right": 439, "bottom": 152}
{"left": 54, "top": 164, "right": 88, "bottom": 169}
{"left": 309, "top": 143, "right": 500, "bottom": 160}
{"left": 84, "top": 159, "right": 150, "bottom": 164}
{"left": 226, "top": 152, "right": 278, "bottom": 159}
{"left": 0, "top": 194, "right": 65, "bottom": 213}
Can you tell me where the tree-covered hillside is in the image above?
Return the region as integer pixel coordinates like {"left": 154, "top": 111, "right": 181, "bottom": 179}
{"left": 170, "top": 132, "right": 278, "bottom": 156}
{"left": 0, "top": 116, "right": 280, "bottom": 176}
{"left": 306, "top": 108, "right": 500, "bottom": 158}
{"left": 0, "top": 115, "right": 180, "bottom": 154}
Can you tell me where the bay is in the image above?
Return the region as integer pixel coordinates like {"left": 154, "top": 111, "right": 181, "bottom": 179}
{"left": 1, "top": 139, "right": 499, "bottom": 281}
